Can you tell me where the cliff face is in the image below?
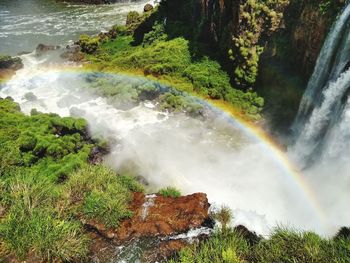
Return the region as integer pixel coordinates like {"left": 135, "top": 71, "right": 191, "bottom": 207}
{"left": 283, "top": 0, "right": 345, "bottom": 77}
{"left": 161, "top": 0, "right": 289, "bottom": 88}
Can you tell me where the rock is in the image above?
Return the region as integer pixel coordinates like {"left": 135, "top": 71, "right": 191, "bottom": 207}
{"left": 234, "top": 225, "right": 261, "bottom": 245}
{"left": 0, "top": 55, "right": 23, "bottom": 81}
{"left": 86, "top": 192, "right": 210, "bottom": 241}
{"left": 335, "top": 227, "right": 350, "bottom": 239}
{"left": 35, "top": 43, "right": 60, "bottom": 56}
{"left": 0, "top": 55, "right": 23, "bottom": 70}
{"left": 85, "top": 192, "right": 211, "bottom": 261}
{"left": 60, "top": 44, "right": 84, "bottom": 62}
{"left": 144, "top": 4, "right": 153, "bottom": 12}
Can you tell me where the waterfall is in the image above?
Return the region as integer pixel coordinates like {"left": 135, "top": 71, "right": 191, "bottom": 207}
{"left": 290, "top": 2, "right": 350, "bottom": 168}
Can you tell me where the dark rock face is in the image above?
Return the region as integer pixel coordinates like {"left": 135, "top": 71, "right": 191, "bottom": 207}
{"left": 0, "top": 56, "right": 23, "bottom": 70}
{"left": 35, "top": 43, "right": 60, "bottom": 56}
{"left": 85, "top": 192, "right": 211, "bottom": 261}
{"left": 281, "top": 0, "right": 345, "bottom": 77}
{"left": 0, "top": 56, "right": 23, "bottom": 80}
{"left": 60, "top": 44, "right": 84, "bottom": 62}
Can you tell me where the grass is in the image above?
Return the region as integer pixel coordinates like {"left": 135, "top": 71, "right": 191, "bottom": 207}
{"left": 158, "top": 186, "right": 181, "bottom": 198}
{"left": 170, "top": 227, "right": 350, "bottom": 263}
{"left": 0, "top": 98, "right": 143, "bottom": 261}
{"left": 64, "top": 165, "right": 143, "bottom": 227}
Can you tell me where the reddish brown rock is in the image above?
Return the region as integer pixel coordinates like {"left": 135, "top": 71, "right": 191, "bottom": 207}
{"left": 86, "top": 192, "right": 210, "bottom": 243}
{"left": 85, "top": 192, "right": 211, "bottom": 262}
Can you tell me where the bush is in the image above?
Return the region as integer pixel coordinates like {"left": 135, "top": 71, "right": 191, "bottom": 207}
{"left": 0, "top": 98, "right": 93, "bottom": 181}
{"left": 158, "top": 187, "right": 181, "bottom": 198}
{"left": 78, "top": 34, "right": 100, "bottom": 54}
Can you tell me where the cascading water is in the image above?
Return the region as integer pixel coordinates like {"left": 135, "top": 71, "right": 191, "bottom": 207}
{"left": 290, "top": 2, "right": 350, "bottom": 167}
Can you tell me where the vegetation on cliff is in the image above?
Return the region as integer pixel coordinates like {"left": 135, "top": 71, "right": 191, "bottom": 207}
{"left": 0, "top": 98, "right": 143, "bottom": 261}
{"left": 78, "top": 6, "right": 266, "bottom": 120}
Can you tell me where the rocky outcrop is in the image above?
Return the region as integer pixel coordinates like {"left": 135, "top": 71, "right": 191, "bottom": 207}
{"left": 85, "top": 192, "right": 212, "bottom": 262}
{"left": 266, "top": 0, "right": 346, "bottom": 77}
{"left": 0, "top": 55, "right": 23, "bottom": 70}
{"left": 0, "top": 55, "right": 23, "bottom": 81}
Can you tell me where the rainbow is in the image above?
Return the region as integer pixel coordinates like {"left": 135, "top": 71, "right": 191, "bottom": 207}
{"left": 1, "top": 64, "right": 326, "bottom": 229}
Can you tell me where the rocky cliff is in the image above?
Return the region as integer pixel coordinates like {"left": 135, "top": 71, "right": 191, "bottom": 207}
{"left": 281, "top": 0, "right": 345, "bottom": 77}
{"left": 159, "top": 0, "right": 289, "bottom": 89}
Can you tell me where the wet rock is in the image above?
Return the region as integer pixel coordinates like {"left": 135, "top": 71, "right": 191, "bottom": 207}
{"left": 0, "top": 55, "right": 23, "bottom": 70}
{"left": 144, "top": 4, "right": 154, "bottom": 12}
{"left": 60, "top": 44, "right": 84, "bottom": 62}
{"left": 234, "top": 225, "right": 261, "bottom": 245}
{"left": 0, "top": 55, "right": 23, "bottom": 81}
{"left": 86, "top": 192, "right": 210, "bottom": 242}
{"left": 85, "top": 192, "right": 211, "bottom": 262}
{"left": 35, "top": 43, "right": 60, "bottom": 56}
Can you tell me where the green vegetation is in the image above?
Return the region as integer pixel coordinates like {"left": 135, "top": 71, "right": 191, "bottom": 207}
{"left": 84, "top": 32, "right": 264, "bottom": 119}
{"left": 0, "top": 98, "right": 143, "bottom": 261}
{"left": 229, "top": 0, "right": 288, "bottom": 88}
{"left": 158, "top": 186, "right": 181, "bottom": 198}
{"left": 211, "top": 206, "right": 233, "bottom": 231}
{"left": 170, "top": 227, "right": 350, "bottom": 263}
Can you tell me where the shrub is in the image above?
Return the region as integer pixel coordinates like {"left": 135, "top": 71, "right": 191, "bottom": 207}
{"left": 78, "top": 34, "right": 100, "bottom": 54}
{"left": 158, "top": 186, "right": 181, "bottom": 198}
{"left": 212, "top": 206, "right": 233, "bottom": 231}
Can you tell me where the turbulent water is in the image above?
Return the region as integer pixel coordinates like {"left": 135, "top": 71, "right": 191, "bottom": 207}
{"left": 1, "top": 0, "right": 350, "bottom": 239}
{"left": 288, "top": 2, "right": 350, "bottom": 233}
{"left": 0, "top": 0, "right": 154, "bottom": 55}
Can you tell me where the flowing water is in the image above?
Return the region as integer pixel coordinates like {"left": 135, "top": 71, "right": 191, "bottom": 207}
{"left": 1, "top": 0, "right": 350, "bottom": 241}
{"left": 0, "top": 0, "right": 154, "bottom": 55}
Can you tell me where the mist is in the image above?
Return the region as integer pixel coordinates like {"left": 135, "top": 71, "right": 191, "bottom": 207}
{"left": 1, "top": 52, "right": 349, "bottom": 236}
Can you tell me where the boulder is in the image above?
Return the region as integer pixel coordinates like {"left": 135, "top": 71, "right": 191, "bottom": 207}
{"left": 0, "top": 55, "right": 23, "bottom": 70}
{"left": 0, "top": 55, "right": 23, "bottom": 81}
{"left": 85, "top": 192, "right": 212, "bottom": 261}
{"left": 35, "top": 43, "right": 60, "bottom": 56}
{"left": 144, "top": 4, "right": 154, "bottom": 12}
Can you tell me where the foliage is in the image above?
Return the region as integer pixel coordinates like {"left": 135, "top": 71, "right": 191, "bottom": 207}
{"left": 0, "top": 98, "right": 141, "bottom": 261}
{"left": 78, "top": 34, "right": 100, "bottom": 54}
{"left": 228, "top": 0, "right": 288, "bottom": 88}
{"left": 158, "top": 186, "right": 181, "bottom": 198}
{"left": 85, "top": 33, "right": 264, "bottom": 119}
{"left": 211, "top": 206, "right": 233, "bottom": 231}
{"left": 0, "top": 98, "right": 92, "bottom": 182}
{"left": 170, "top": 227, "right": 350, "bottom": 263}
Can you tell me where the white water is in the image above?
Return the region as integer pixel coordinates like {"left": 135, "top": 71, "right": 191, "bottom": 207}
{"left": 288, "top": 2, "right": 350, "bottom": 232}
{"left": 0, "top": 0, "right": 156, "bottom": 55}
{"left": 0, "top": 52, "right": 332, "bottom": 236}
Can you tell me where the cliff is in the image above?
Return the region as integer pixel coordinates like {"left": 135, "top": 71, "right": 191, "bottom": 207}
{"left": 159, "top": 0, "right": 289, "bottom": 89}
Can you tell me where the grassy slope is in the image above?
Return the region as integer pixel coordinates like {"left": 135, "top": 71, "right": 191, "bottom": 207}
{"left": 0, "top": 98, "right": 143, "bottom": 261}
